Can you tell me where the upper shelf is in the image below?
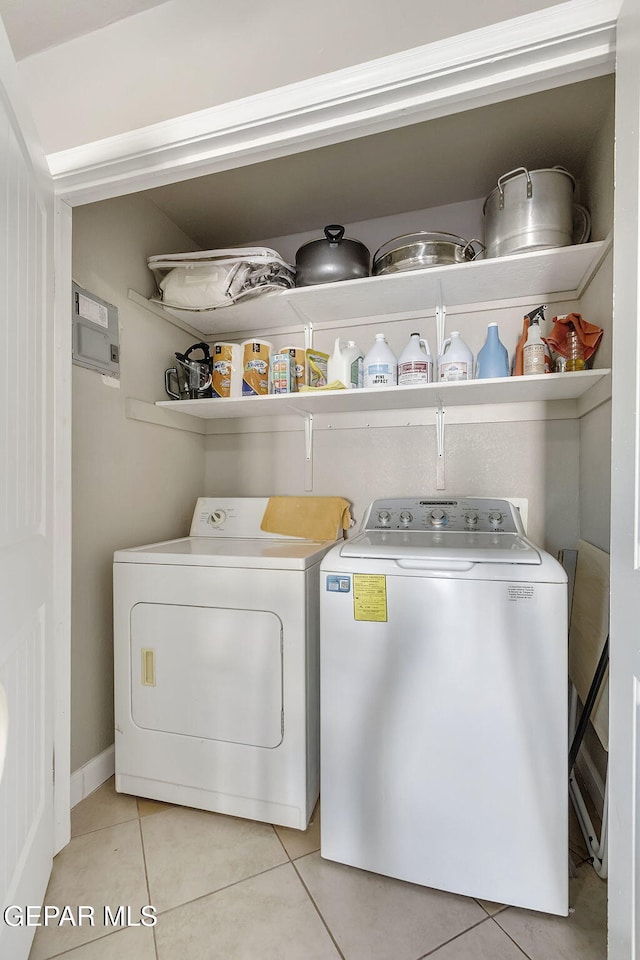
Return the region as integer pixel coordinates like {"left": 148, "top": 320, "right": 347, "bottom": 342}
{"left": 148, "top": 240, "right": 610, "bottom": 336}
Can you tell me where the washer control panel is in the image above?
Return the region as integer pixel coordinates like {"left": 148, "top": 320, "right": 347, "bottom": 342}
{"left": 364, "top": 498, "right": 521, "bottom": 534}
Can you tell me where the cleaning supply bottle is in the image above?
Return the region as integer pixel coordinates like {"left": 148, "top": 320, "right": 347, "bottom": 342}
{"left": 363, "top": 333, "right": 397, "bottom": 387}
{"left": 476, "top": 322, "right": 510, "bottom": 379}
{"left": 327, "top": 337, "right": 364, "bottom": 388}
{"left": 397, "top": 332, "right": 433, "bottom": 385}
{"left": 523, "top": 315, "right": 546, "bottom": 376}
{"left": 515, "top": 305, "right": 547, "bottom": 375}
{"left": 437, "top": 331, "right": 473, "bottom": 382}
{"left": 565, "top": 323, "right": 585, "bottom": 372}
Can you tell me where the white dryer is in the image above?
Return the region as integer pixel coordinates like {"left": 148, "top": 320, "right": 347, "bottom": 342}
{"left": 320, "top": 497, "right": 568, "bottom": 915}
{"left": 114, "top": 497, "right": 339, "bottom": 829}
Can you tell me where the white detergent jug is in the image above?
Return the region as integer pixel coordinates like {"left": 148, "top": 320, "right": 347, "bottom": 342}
{"left": 398, "top": 332, "right": 433, "bottom": 385}
{"left": 363, "top": 333, "right": 397, "bottom": 387}
{"left": 437, "top": 331, "right": 473, "bottom": 382}
{"left": 327, "top": 337, "right": 364, "bottom": 388}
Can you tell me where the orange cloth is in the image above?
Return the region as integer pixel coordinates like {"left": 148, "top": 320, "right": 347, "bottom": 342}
{"left": 261, "top": 496, "right": 351, "bottom": 541}
{"left": 545, "top": 312, "right": 603, "bottom": 361}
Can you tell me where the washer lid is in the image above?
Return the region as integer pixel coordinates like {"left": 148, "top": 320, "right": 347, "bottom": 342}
{"left": 114, "top": 536, "right": 339, "bottom": 569}
{"left": 340, "top": 531, "right": 541, "bottom": 564}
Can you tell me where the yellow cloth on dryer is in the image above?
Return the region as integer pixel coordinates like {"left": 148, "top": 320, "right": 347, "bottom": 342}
{"left": 261, "top": 496, "right": 351, "bottom": 541}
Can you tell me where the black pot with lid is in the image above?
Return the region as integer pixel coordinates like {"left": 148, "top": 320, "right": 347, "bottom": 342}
{"left": 295, "top": 225, "right": 370, "bottom": 287}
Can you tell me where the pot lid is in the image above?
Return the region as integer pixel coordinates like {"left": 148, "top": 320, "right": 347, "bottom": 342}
{"left": 373, "top": 231, "right": 474, "bottom": 264}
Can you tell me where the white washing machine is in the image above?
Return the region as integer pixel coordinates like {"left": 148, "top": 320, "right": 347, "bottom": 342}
{"left": 320, "top": 497, "right": 568, "bottom": 915}
{"left": 114, "top": 497, "right": 339, "bottom": 830}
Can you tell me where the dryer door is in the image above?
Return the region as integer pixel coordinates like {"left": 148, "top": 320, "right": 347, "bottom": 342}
{"left": 130, "top": 603, "right": 283, "bottom": 748}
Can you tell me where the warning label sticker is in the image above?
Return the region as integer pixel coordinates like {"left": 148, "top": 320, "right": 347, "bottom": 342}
{"left": 353, "top": 574, "right": 388, "bottom": 622}
{"left": 507, "top": 584, "right": 535, "bottom": 602}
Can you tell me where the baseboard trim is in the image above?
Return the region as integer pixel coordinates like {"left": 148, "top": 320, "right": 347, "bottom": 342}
{"left": 70, "top": 744, "right": 115, "bottom": 808}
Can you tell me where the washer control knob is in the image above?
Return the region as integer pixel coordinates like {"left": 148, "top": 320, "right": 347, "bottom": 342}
{"left": 209, "top": 509, "right": 227, "bottom": 527}
{"left": 377, "top": 510, "right": 391, "bottom": 526}
{"left": 488, "top": 510, "right": 503, "bottom": 526}
{"left": 429, "top": 509, "right": 447, "bottom": 526}
{"left": 464, "top": 512, "right": 479, "bottom": 525}
{"left": 399, "top": 511, "right": 413, "bottom": 525}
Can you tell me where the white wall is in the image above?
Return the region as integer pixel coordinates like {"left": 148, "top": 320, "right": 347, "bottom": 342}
{"left": 71, "top": 194, "right": 205, "bottom": 771}
{"left": 576, "top": 97, "right": 614, "bottom": 554}
{"left": 16, "top": 0, "right": 566, "bottom": 154}
{"left": 206, "top": 415, "right": 580, "bottom": 556}
{"left": 203, "top": 285, "right": 589, "bottom": 557}
{"left": 578, "top": 251, "right": 613, "bottom": 553}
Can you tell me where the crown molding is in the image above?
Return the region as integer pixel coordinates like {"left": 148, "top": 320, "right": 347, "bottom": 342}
{"left": 49, "top": 0, "right": 619, "bottom": 206}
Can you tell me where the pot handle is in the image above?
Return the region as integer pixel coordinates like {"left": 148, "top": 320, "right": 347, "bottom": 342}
{"left": 461, "top": 239, "right": 486, "bottom": 261}
{"left": 184, "top": 341, "right": 212, "bottom": 361}
{"left": 497, "top": 167, "right": 532, "bottom": 208}
{"left": 324, "top": 224, "right": 345, "bottom": 245}
{"left": 573, "top": 204, "right": 592, "bottom": 245}
{"left": 164, "top": 367, "right": 180, "bottom": 400}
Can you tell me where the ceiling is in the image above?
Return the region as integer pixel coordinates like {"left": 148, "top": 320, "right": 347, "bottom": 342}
{"left": 136, "top": 75, "right": 614, "bottom": 250}
{"left": 0, "top": 0, "right": 170, "bottom": 59}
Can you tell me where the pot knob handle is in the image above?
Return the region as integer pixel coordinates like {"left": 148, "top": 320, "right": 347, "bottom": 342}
{"left": 324, "top": 224, "right": 345, "bottom": 245}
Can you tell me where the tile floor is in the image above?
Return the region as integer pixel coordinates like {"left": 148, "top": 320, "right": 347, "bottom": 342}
{"left": 26, "top": 779, "right": 607, "bottom": 960}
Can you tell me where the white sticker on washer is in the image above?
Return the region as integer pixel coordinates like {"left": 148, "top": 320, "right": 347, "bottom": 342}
{"left": 507, "top": 584, "right": 535, "bottom": 602}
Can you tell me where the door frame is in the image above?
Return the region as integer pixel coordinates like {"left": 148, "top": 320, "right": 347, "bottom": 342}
{"left": 53, "top": 197, "right": 72, "bottom": 852}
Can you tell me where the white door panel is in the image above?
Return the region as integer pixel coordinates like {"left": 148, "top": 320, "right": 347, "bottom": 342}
{"left": 0, "top": 18, "right": 57, "bottom": 960}
{"left": 609, "top": 1, "right": 640, "bottom": 957}
{"left": 130, "top": 603, "right": 283, "bottom": 747}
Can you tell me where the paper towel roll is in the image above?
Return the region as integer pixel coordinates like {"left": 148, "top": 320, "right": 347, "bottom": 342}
{"left": 213, "top": 342, "right": 242, "bottom": 398}
{"left": 241, "top": 339, "right": 272, "bottom": 396}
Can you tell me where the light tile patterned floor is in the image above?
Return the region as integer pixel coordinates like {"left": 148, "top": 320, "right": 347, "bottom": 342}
{"left": 26, "top": 778, "right": 607, "bottom": 960}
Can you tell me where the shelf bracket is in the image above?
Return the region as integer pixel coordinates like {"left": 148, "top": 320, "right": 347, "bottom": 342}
{"left": 435, "top": 402, "right": 445, "bottom": 490}
{"left": 304, "top": 322, "right": 314, "bottom": 351}
{"left": 304, "top": 413, "right": 314, "bottom": 491}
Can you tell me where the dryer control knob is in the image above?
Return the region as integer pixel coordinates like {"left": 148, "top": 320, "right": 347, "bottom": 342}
{"left": 429, "top": 509, "right": 447, "bottom": 526}
{"left": 377, "top": 510, "right": 391, "bottom": 526}
{"left": 464, "top": 512, "right": 479, "bottom": 525}
{"left": 208, "top": 509, "right": 227, "bottom": 527}
{"left": 399, "top": 511, "right": 413, "bottom": 525}
{"left": 488, "top": 510, "right": 503, "bottom": 526}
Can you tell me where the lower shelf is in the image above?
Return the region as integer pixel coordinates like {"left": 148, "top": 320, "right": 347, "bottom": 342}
{"left": 154, "top": 369, "right": 611, "bottom": 422}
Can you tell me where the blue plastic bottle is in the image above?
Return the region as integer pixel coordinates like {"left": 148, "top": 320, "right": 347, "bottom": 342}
{"left": 476, "top": 322, "right": 510, "bottom": 379}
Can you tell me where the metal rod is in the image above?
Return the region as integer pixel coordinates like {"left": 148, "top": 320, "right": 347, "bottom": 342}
{"left": 569, "top": 635, "right": 609, "bottom": 772}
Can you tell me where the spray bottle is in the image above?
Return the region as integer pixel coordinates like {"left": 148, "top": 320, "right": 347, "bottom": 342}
{"left": 522, "top": 304, "right": 547, "bottom": 375}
